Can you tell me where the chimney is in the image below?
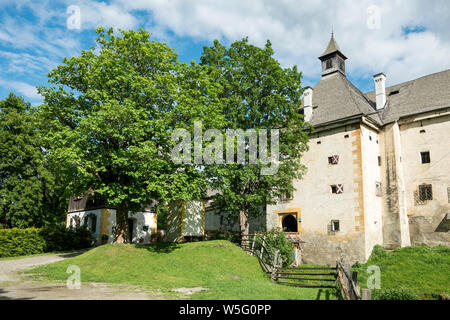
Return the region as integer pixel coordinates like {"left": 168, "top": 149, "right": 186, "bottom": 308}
{"left": 373, "top": 73, "right": 387, "bottom": 110}
{"left": 303, "top": 87, "right": 313, "bottom": 122}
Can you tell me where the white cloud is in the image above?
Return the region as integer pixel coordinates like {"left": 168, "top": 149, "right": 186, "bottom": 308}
{"left": 117, "top": 0, "right": 450, "bottom": 88}
{"left": 1, "top": 0, "right": 450, "bottom": 97}
{"left": 0, "top": 79, "right": 42, "bottom": 101}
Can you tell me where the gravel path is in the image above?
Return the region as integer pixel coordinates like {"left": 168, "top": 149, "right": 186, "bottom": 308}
{"left": 0, "top": 252, "right": 168, "bottom": 300}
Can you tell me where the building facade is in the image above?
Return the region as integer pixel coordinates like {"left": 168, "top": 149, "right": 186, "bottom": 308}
{"left": 266, "top": 35, "right": 450, "bottom": 265}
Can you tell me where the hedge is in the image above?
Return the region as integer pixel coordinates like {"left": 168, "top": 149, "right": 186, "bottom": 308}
{"left": 0, "top": 226, "right": 93, "bottom": 258}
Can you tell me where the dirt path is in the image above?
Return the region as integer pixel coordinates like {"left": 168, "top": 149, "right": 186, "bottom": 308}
{"left": 0, "top": 252, "right": 168, "bottom": 300}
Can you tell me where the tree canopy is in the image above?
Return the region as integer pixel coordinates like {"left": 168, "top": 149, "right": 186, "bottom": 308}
{"left": 200, "top": 38, "right": 310, "bottom": 235}
{"left": 37, "top": 28, "right": 226, "bottom": 241}
{"left": 0, "top": 93, "right": 66, "bottom": 228}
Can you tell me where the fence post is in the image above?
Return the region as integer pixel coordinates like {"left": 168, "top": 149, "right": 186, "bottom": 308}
{"left": 361, "top": 288, "right": 372, "bottom": 300}
{"left": 251, "top": 235, "right": 256, "bottom": 256}
{"left": 259, "top": 236, "right": 266, "bottom": 260}
{"left": 271, "top": 249, "right": 280, "bottom": 282}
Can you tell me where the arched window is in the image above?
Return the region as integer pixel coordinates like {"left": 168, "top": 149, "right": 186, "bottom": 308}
{"left": 282, "top": 215, "right": 298, "bottom": 232}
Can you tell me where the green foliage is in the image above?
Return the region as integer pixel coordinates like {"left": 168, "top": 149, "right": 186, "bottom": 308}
{"left": 259, "top": 229, "right": 294, "bottom": 267}
{"left": 372, "top": 288, "right": 420, "bottom": 300}
{"left": 352, "top": 245, "right": 450, "bottom": 299}
{"left": 29, "top": 240, "right": 338, "bottom": 300}
{"left": 0, "top": 228, "right": 46, "bottom": 257}
{"left": 156, "top": 203, "right": 168, "bottom": 230}
{"left": 0, "top": 227, "right": 93, "bottom": 258}
{"left": 0, "top": 93, "right": 67, "bottom": 228}
{"left": 40, "top": 225, "right": 94, "bottom": 252}
{"left": 36, "top": 27, "right": 226, "bottom": 239}
{"left": 200, "top": 38, "right": 310, "bottom": 233}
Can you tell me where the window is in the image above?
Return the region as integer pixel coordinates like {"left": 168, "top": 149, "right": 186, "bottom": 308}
{"left": 331, "top": 220, "right": 340, "bottom": 232}
{"left": 344, "top": 134, "right": 349, "bottom": 139}
{"left": 331, "top": 184, "right": 344, "bottom": 194}
{"left": 328, "top": 155, "right": 339, "bottom": 165}
{"left": 421, "top": 151, "right": 431, "bottom": 164}
{"left": 375, "top": 182, "right": 382, "bottom": 197}
{"left": 281, "top": 189, "right": 294, "bottom": 201}
{"left": 378, "top": 156, "right": 382, "bottom": 166}
{"left": 326, "top": 59, "right": 332, "bottom": 69}
{"left": 419, "top": 184, "right": 433, "bottom": 201}
{"left": 448, "top": 187, "right": 450, "bottom": 203}
{"left": 339, "top": 59, "right": 344, "bottom": 71}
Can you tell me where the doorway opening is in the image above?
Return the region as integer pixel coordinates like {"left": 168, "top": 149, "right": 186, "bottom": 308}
{"left": 282, "top": 215, "right": 298, "bottom": 232}
{"left": 128, "top": 219, "right": 134, "bottom": 243}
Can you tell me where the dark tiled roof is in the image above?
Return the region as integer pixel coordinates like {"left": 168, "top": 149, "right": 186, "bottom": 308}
{"left": 319, "top": 35, "right": 347, "bottom": 59}
{"left": 307, "top": 72, "right": 380, "bottom": 127}
{"left": 365, "top": 69, "right": 450, "bottom": 124}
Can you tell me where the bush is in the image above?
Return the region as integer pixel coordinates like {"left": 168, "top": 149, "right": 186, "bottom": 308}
{"left": 372, "top": 288, "right": 420, "bottom": 300}
{"left": 259, "top": 229, "right": 294, "bottom": 267}
{"left": 0, "top": 228, "right": 46, "bottom": 257}
{"left": 40, "top": 225, "right": 94, "bottom": 252}
{"left": 0, "top": 226, "right": 93, "bottom": 258}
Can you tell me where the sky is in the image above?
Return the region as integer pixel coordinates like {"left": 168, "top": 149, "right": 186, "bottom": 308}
{"left": 1, "top": 0, "right": 450, "bottom": 106}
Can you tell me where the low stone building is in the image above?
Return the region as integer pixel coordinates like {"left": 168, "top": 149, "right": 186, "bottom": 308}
{"left": 66, "top": 193, "right": 157, "bottom": 245}
{"left": 266, "top": 34, "right": 450, "bottom": 265}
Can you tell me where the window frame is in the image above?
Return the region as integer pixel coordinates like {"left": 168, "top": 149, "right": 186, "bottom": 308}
{"left": 419, "top": 184, "right": 433, "bottom": 201}
{"left": 420, "top": 151, "right": 431, "bottom": 164}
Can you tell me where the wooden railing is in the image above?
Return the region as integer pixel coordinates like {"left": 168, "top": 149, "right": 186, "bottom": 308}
{"left": 336, "top": 257, "right": 363, "bottom": 300}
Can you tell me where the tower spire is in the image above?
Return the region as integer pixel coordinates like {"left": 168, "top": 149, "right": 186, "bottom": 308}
{"left": 318, "top": 33, "right": 347, "bottom": 77}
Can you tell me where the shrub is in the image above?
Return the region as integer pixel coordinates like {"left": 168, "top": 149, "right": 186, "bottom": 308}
{"left": 259, "top": 229, "right": 294, "bottom": 267}
{"left": 372, "top": 288, "right": 420, "bottom": 300}
{"left": 0, "top": 228, "right": 46, "bottom": 257}
{"left": 0, "top": 226, "right": 93, "bottom": 258}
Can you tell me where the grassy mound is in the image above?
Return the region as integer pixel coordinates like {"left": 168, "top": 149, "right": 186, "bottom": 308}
{"left": 28, "top": 240, "right": 338, "bottom": 300}
{"left": 352, "top": 245, "right": 450, "bottom": 300}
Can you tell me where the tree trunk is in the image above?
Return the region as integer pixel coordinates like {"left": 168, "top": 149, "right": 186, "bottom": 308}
{"left": 114, "top": 203, "right": 129, "bottom": 244}
{"left": 239, "top": 209, "right": 249, "bottom": 247}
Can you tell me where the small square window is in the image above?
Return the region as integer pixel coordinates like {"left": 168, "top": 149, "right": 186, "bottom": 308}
{"left": 421, "top": 152, "right": 430, "bottom": 164}
{"left": 331, "top": 220, "right": 340, "bottom": 232}
{"left": 419, "top": 184, "right": 433, "bottom": 201}
{"left": 328, "top": 155, "right": 339, "bottom": 165}
{"left": 331, "top": 185, "right": 344, "bottom": 194}
{"left": 375, "top": 182, "right": 382, "bottom": 197}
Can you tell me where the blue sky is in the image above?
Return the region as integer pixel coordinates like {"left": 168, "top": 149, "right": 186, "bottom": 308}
{"left": 1, "top": 0, "right": 450, "bottom": 105}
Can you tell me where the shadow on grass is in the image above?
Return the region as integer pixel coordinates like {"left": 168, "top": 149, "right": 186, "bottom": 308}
{"left": 134, "top": 242, "right": 182, "bottom": 254}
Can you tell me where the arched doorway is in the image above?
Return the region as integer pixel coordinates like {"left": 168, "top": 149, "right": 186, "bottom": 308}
{"left": 282, "top": 215, "right": 298, "bottom": 232}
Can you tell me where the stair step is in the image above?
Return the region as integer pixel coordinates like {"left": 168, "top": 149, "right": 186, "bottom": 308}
{"left": 276, "top": 276, "right": 336, "bottom": 282}
{"left": 277, "top": 281, "right": 336, "bottom": 289}
{"left": 278, "top": 272, "right": 337, "bottom": 276}
{"left": 281, "top": 267, "right": 337, "bottom": 271}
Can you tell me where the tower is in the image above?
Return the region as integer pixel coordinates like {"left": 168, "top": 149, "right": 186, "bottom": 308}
{"left": 318, "top": 33, "right": 347, "bottom": 77}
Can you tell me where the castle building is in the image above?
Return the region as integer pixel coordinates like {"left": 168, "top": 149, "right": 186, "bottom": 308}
{"left": 266, "top": 34, "right": 450, "bottom": 265}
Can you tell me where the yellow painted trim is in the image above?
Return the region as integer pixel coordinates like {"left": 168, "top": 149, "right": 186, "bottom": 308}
{"left": 352, "top": 128, "right": 365, "bottom": 232}
{"left": 99, "top": 208, "right": 111, "bottom": 243}
{"left": 275, "top": 208, "right": 302, "bottom": 233}
{"left": 66, "top": 214, "right": 70, "bottom": 228}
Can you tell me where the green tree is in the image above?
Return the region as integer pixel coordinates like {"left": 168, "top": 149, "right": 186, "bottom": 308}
{"left": 37, "top": 28, "right": 224, "bottom": 242}
{"left": 0, "top": 93, "right": 65, "bottom": 228}
{"left": 200, "top": 38, "right": 310, "bottom": 238}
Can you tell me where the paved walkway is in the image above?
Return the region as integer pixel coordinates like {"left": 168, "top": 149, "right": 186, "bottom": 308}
{"left": 0, "top": 252, "right": 167, "bottom": 300}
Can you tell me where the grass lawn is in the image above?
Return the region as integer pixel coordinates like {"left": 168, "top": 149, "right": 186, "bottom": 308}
{"left": 28, "top": 240, "right": 339, "bottom": 300}
{"left": 352, "top": 245, "right": 450, "bottom": 299}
